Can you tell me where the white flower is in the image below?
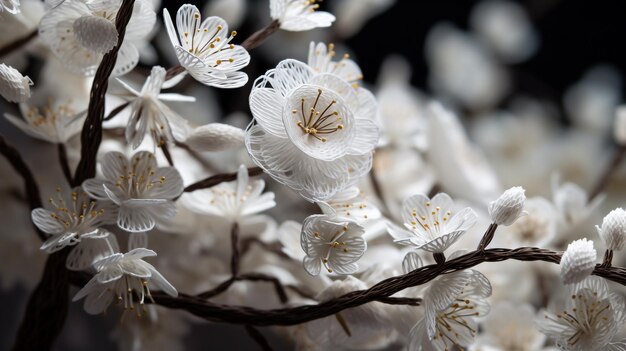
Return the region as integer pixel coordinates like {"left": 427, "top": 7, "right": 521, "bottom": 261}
{"left": 185, "top": 123, "right": 245, "bottom": 152}
{"left": 82, "top": 151, "right": 184, "bottom": 232}
{"left": 552, "top": 176, "right": 603, "bottom": 228}
{"left": 4, "top": 99, "right": 85, "bottom": 143}
{"left": 410, "top": 269, "right": 492, "bottom": 351}
{"left": 537, "top": 277, "right": 626, "bottom": 351}
{"left": 387, "top": 193, "right": 477, "bottom": 253}
{"left": 614, "top": 105, "right": 626, "bottom": 145}
{"left": 39, "top": 0, "right": 156, "bottom": 76}
{"left": 488, "top": 186, "right": 526, "bottom": 226}
{"left": 184, "top": 164, "right": 276, "bottom": 222}
{"left": 500, "top": 197, "right": 556, "bottom": 247}
{"left": 31, "top": 187, "right": 115, "bottom": 253}
{"left": 277, "top": 220, "right": 305, "bottom": 261}
{"left": 0, "top": 63, "right": 32, "bottom": 103}
{"left": 163, "top": 4, "right": 249, "bottom": 88}
{"left": 117, "top": 65, "right": 195, "bottom": 149}
{"left": 317, "top": 186, "right": 381, "bottom": 223}
{"left": 270, "top": 0, "right": 335, "bottom": 32}
{"left": 245, "top": 59, "right": 379, "bottom": 202}
{"left": 300, "top": 214, "right": 367, "bottom": 275}
{"left": 73, "top": 248, "right": 178, "bottom": 315}
{"left": 561, "top": 238, "right": 597, "bottom": 285}
{"left": 596, "top": 208, "right": 626, "bottom": 251}
{"left": 0, "top": 0, "right": 19, "bottom": 14}
{"left": 307, "top": 42, "right": 362, "bottom": 85}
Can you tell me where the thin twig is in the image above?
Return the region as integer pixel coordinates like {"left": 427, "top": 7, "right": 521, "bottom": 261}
{"left": 477, "top": 223, "right": 498, "bottom": 251}
{"left": 0, "top": 30, "right": 37, "bottom": 57}
{"left": 184, "top": 167, "right": 263, "bottom": 192}
{"left": 57, "top": 143, "right": 72, "bottom": 186}
{"left": 161, "top": 143, "right": 174, "bottom": 166}
{"left": 104, "top": 102, "right": 130, "bottom": 121}
{"left": 589, "top": 145, "right": 626, "bottom": 201}
{"left": 244, "top": 325, "right": 274, "bottom": 351}
{"left": 241, "top": 20, "right": 281, "bottom": 50}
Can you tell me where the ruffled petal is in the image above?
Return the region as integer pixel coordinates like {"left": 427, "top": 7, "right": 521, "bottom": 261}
{"left": 249, "top": 87, "right": 287, "bottom": 137}
{"left": 146, "top": 167, "right": 184, "bottom": 199}
{"left": 31, "top": 208, "right": 64, "bottom": 234}
{"left": 303, "top": 255, "right": 321, "bottom": 276}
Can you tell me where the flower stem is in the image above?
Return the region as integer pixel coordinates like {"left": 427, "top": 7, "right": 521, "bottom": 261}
{"left": 241, "top": 20, "right": 280, "bottom": 50}
{"left": 477, "top": 223, "right": 499, "bottom": 251}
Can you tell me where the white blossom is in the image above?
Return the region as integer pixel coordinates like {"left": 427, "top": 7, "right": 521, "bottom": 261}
{"left": 307, "top": 42, "right": 362, "bottom": 85}
{"left": 300, "top": 214, "right": 367, "bottom": 275}
{"left": 317, "top": 186, "right": 381, "bottom": 223}
{"left": 0, "top": 0, "right": 19, "bottom": 13}
{"left": 185, "top": 123, "right": 245, "bottom": 152}
{"left": 488, "top": 186, "right": 526, "bottom": 226}
{"left": 0, "top": 63, "right": 32, "bottom": 103}
{"left": 73, "top": 248, "right": 178, "bottom": 315}
{"left": 596, "top": 208, "right": 626, "bottom": 251}
{"left": 560, "top": 238, "right": 597, "bottom": 285}
{"left": 39, "top": 0, "right": 156, "bottom": 76}
{"left": 552, "top": 176, "right": 603, "bottom": 228}
{"left": 117, "top": 65, "right": 195, "bottom": 149}
{"left": 387, "top": 193, "right": 477, "bottom": 253}
{"left": 500, "top": 197, "right": 556, "bottom": 247}
{"left": 245, "top": 59, "right": 379, "bottom": 202}
{"left": 4, "top": 99, "right": 85, "bottom": 143}
{"left": 270, "top": 0, "right": 335, "bottom": 32}
{"left": 615, "top": 105, "right": 626, "bottom": 145}
{"left": 32, "top": 187, "right": 116, "bottom": 253}
{"left": 82, "top": 151, "right": 184, "bottom": 232}
{"left": 184, "top": 164, "right": 276, "bottom": 223}
{"left": 537, "top": 277, "right": 626, "bottom": 351}
{"left": 163, "top": 4, "right": 249, "bottom": 88}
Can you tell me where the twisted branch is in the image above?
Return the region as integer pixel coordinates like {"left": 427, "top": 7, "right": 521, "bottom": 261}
{"left": 184, "top": 167, "right": 263, "bottom": 192}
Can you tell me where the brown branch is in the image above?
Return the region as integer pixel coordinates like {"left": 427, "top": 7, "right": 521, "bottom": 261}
{"left": 477, "top": 223, "right": 498, "bottom": 251}
{"left": 160, "top": 143, "right": 174, "bottom": 166}
{"left": 184, "top": 167, "right": 263, "bottom": 192}
{"left": 241, "top": 20, "right": 280, "bottom": 50}
{"left": 244, "top": 325, "right": 274, "bottom": 351}
{"left": 104, "top": 102, "right": 129, "bottom": 121}
{"left": 57, "top": 143, "right": 72, "bottom": 186}
{"left": 589, "top": 145, "right": 626, "bottom": 201}
{"left": 240, "top": 237, "right": 291, "bottom": 260}
{"left": 13, "top": 1, "right": 137, "bottom": 350}
{"left": 0, "top": 29, "right": 37, "bottom": 57}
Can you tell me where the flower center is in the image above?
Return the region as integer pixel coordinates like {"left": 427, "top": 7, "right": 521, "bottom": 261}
{"left": 292, "top": 88, "right": 343, "bottom": 142}
{"left": 49, "top": 187, "right": 104, "bottom": 233}
{"left": 182, "top": 12, "right": 238, "bottom": 66}
{"left": 408, "top": 202, "right": 451, "bottom": 239}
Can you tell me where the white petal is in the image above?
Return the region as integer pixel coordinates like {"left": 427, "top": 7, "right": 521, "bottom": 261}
{"left": 148, "top": 265, "right": 178, "bottom": 297}
{"left": 270, "top": 59, "right": 314, "bottom": 97}
{"left": 117, "top": 206, "right": 156, "bottom": 232}
{"left": 66, "top": 236, "right": 114, "bottom": 271}
{"left": 31, "top": 208, "right": 64, "bottom": 234}
{"left": 402, "top": 251, "right": 423, "bottom": 274}
{"left": 249, "top": 87, "right": 287, "bottom": 137}
{"left": 96, "top": 265, "right": 124, "bottom": 283}
{"left": 81, "top": 179, "right": 108, "bottom": 200}
{"left": 303, "top": 255, "right": 322, "bottom": 276}
{"left": 157, "top": 93, "right": 196, "bottom": 102}
{"left": 146, "top": 167, "right": 184, "bottom": 199}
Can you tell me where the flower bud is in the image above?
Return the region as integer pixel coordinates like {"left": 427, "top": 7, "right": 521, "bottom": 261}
{"left": 0, "top": 64, "right": 32, "bottom": 103}
{"left": 185, "top": 123, "right": 245, "bottom": 152}
{"left": 596, "top": 208, "right": 626, "bottom": 251}
{"left": 615, "top": 106, "right": 626, "bottom": 145}
{"left": 560, "top": 238, "right": 596, "bottom": 285}
{"left": 488, "top": 186, "right": 526, "bottom": 225}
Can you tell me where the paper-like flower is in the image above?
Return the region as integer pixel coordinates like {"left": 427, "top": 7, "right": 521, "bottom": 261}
{"left": 307, "top": 42, "right": 362, "bottom": 85}
{"left": 73, "top": 248, "right": 178, "bottom": 315}
{"left": 163, "top": 4, "right": 249, "bottom": 88}
{"left": 245, "top": 59, "right": 379, "bottom": 202}
{"left": 185, "top": 123, "right": 245, "bottom": 152}
{"left": 0, "top": 63, "right": 32, "bottom": 103}
{"left": 270, "top": 0, "right": 335, "bottom": 32}
{"left": 4, "top": 99, "right": 84, "bottom": 143}
{"left": 597, "top": 208, "right": 626, "bottom": 251}
{"left": 117, "top": 65, "right": 195, "bottom": 149}
{"left": 537, "top": 277, "right": 626, "bottom": 351}
{"left": 39, "top": 0, "right": 156, "bottom": 76}
{"left": 488, "top": 186, "right": 526, "bottom": 225}
{"left": 184, "top": 164, "right": 275, "bottom": 223}
{"left": 31, "top": 187, "right": 115, "bottom": 253}
{"left": 552, "top": 176, "right": 603, "bottom": 228}
{"left": 0, "top": 0, "right": 19, "bottom": 14}
{"left": 387, "top": 193, "right": 478, "bottom": 253}
{"left": 300, "top": 214, "right": 367, "bottom": 275}
{"left": 410, "top": 269, "right": 492, "bottom": 351}
{"left": 317, "top": 186, "right": 381, "bottom": 223}
{"left": 83, "top": 151, "right": 184, "bottom": 232}
{"left": 560, "top": 238, "right": 597, "bottom": 285}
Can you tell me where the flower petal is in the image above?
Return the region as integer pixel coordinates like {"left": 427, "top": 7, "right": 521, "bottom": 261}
{"left": 31, "top": 208, "right": 64, "bottom": 234}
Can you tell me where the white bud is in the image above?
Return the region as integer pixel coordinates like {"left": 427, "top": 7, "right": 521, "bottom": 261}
{"left": 185, "top": 123, "right": 245, "bottom": 152}
{"left": 596, "top": 208, "right": 626, "bottom": 251}
{"left": 488, "top": 186, "right": 526, "bottom": 225}
{"left": 73, "top": 15, "right": 119, "bottom": 54}
{"left": 560, "top": 238, "right": 596, "bottom": 285}
{"left": 614, "top": 106, "right": 626, "bottom": 145}
{"left": 0, "top": 63, "right": 32, "bottom": 103}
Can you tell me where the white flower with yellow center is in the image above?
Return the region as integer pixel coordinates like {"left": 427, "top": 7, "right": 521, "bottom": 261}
{"left": 31, "top": 187, "right": 116, "bottom": 253}
{"left": 387, "top": 193, "right": 477, "bottom": 253}
{"left": 163, "top": 4, "right": 249, "bottom": 88}
{"left": 307, "top": 42, "right": 362, "bottom": 86}
{"left": 83, "top": 151, "right": 184, "bottom": 232}
{"left": 245, "top": 59, "right": 379, "bottom": 202}
{"left": 537, "top": 277, "right": 626, "bottom": 351}
{"left": 300, "top": 214, "right": 367, "bottom": 275}
{"left": 73, "top": 248, "right": 177, "bottom": 315}
{"left": 270, "top": 0, "right": 335, "bottom": 32}
{"left": 117, "top": 65, "right": 195, "bottom": 149}
{"left": 4, "top": 99, "right": 85, "bottom": 143}
{"left": 39, "top": 0, "right": 156, "bottom": 76}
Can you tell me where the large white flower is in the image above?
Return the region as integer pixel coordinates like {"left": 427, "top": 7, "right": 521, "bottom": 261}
{"left": 387, "top": 193, "right": 478, "bottom": 253}
{"left": 270, "top": 0, "right": 335, "bottom": 32}
{"left": 537, "top": 277, "right": 626, "bottom": 351}
{"left": 410, "top": 269, "right": 492, "bottom": 351}
{"left": 4, "top": 99, "right": 85, "bottom": 143}
{"left": 163, "top": 4, "right": 249, "bottom": 88}
{"left": 31, "top": 187, "right": 115, "bottom": 253}
{"left": 184, "top": 164, "right": 276, "bottom": 223}
{"left": 0, "top": 0, "right": 19, "bottom": 14}
{"left": 117, "top": 65, "right": 195, "bottom": 149}
{"left": 73, "top": 248, "right": 178, "bottom": 315}
{"left": 39, "top": 0, "right": 156, "bottom": 76}
{"left": 83, "top": 151, "right": 184, "bottom": 232}
{"left": 300, "top": 214, "right": 367, "bottom": 275}
{"left": 245, "top": 59, "right": 379, "bottom": 202}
